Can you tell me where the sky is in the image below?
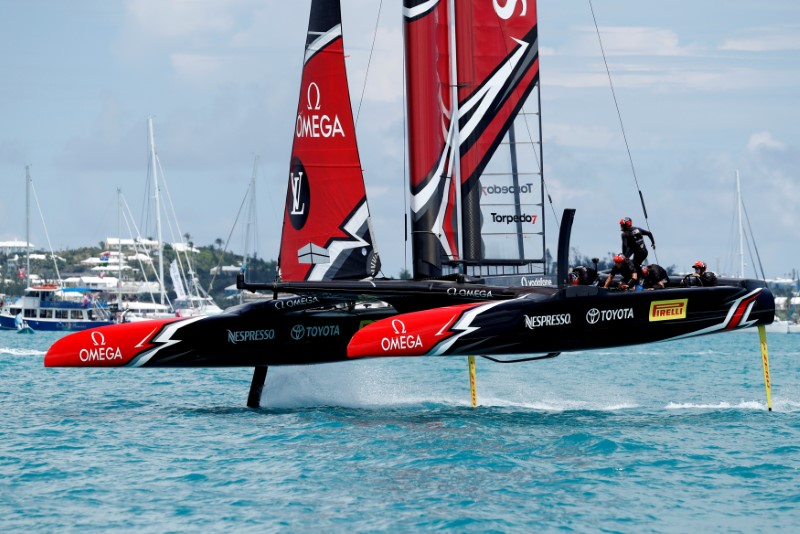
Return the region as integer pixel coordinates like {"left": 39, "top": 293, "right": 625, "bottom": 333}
{"left": 1, "top": 0, "right": 798, "bottom": 280}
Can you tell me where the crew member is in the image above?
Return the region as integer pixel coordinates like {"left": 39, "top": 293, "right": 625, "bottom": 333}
{"left": 641, "top": 264, "right": 669, "bottom": 289}
{"left": 619, "top": 217, "right": 656, "bottom": 270}
{"left": 681, "top": 260, "right": 718, "bottom": 287}
{"left": 604, "top": 254, "right": 640, "bottom": 290}
{"left": 570, "top": 265, "right": 598, "bottom": 286}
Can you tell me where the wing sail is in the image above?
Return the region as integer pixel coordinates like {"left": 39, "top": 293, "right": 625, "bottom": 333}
{"left": 405, "top": 0, "right": 545, "bottom": 279}
{"left": 403, "top": 0, "right": 457, "bottom": 279}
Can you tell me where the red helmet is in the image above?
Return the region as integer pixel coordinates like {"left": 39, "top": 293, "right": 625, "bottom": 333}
{"left": 613, "top": 254, "right": 625, "bottom": 264}
{"left": 692, "top": 260, "right": 707, "bottom": 272}
{"left": 620, "top": 217, "right": 632, "bottom": 228}
{"left": 641, "top": 266, "right": 649, "bottom": 276}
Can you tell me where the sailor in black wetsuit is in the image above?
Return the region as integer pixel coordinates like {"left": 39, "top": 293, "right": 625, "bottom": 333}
{"left": 603, "top": 254, "right": 641, "bottom": 290}
{"left": 641, "top": 263, "right": 669, "bottom": 289}
{"left": 681, "top": 260, "right": 718, "bottom": 287}
{"left": 569, "top": 265, "right": 598, "bottom": 286}
{"left": 619, "top": 217, "right": 655, "bottom": 271}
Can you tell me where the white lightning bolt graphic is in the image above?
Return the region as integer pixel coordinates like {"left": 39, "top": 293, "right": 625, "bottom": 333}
{"left": 127, "top": 316, "right": 206, "bottom": 367}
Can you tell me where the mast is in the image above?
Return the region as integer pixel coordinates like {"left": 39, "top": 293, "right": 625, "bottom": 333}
{"left": 736, "top": 170, "right": 745, "bottom": 278}
{"left": 25, "top": 165, "right": 31, "bottom": 288}
{"left": 242, "top": 155, "right": 259, "bottom": 303}
{"left": 148, "top": 116, "right": 165, "bottom": 305}
{"left": 447, "top": 0, "right": 463, "bottom": 266}
{"left": 117, "top": 188, "right": 123, "bottom": 310}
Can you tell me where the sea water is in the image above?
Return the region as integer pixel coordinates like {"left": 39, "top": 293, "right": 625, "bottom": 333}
{"left": 1, "top": 331, "right": 799, "bottom": 532}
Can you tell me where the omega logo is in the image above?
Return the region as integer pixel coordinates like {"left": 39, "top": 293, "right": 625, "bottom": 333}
{"left": 80, "top": 330, "right": 122, "bottom": 362}
{"left": 307, "top": 82, "right": 321, "bottom": 110}
{"left": 296, "top": 82, "right": 345, "bottom": 138}
{"left": 91, "top": 331, "right": 106, "bottom": 346}
{"left": 381, "top": 318, "right": 422, "bottom": 352}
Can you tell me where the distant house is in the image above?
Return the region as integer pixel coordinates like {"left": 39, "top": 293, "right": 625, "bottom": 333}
{"left": 104, "top": 237, "right": 159, "bottom": 251}
{"left": 0, "top": 240, "right": 35, "bottom": 255}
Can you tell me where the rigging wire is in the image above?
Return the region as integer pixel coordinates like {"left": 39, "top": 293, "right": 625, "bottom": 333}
{"left": 588, "top": 0, "right": 657, "bottom": 264}
{"left": 742, "top": 201, "right": 767, "bottom": 280}
{"left": 519, "top": 109, "right": 560, "bottom": 231}
{"left": 28, "top": 176, "right": 62, "bottom": 283}
{"left": 120, "top": 193, "right": 170, "bottom": 307}
{"left": 494, "top": 11, "right": 560, "bottom": 272}
{"left": 351, "top": 1, "right": 386, "bottom": 278}
{"left": 208, "top": 180, "right": 252, "bottom": 293}
{"left": 354, "top": 0, "right": 383, "bottom": 126}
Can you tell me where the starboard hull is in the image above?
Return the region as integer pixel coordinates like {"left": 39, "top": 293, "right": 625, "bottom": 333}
{"left": 45, "top": 280, "right": 774, "bottom": 368}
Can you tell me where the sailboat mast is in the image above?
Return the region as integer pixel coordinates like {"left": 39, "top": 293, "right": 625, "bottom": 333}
{"left": 148, "top": 117, "right": 165, "bottom": 305}
{"left": 537, "top": 82, "right": 546, "bottom": 273}
{"left": 25, "top": 165, "right": 31, "bottom": 288}
{"left": 736, "top": 170, "right": 745, "bottom": 277}
{"left": 447, "top": 0, "right": 463, "bottom": 265}
{"left": 117, "top": 188, "right": 123, "bottom": 308}
{"left": 245, "top": 157, "right": 259, "bottom": 267}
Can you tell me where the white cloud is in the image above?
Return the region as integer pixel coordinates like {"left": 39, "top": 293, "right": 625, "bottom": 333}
{"left": 565, "top": 26, "right": 692, "bottom": 57}
{"left": 720, "top": 25, "right": 800, "bottom": 51}
{"left": 170, "top": 53, "right": 225, "bottom": 81}
{"left": 747, "top": 131, "right": 786, "bottom": 152}
{"left": 124, "top": 0, "right": 241, "bottom": 39}
{"left": 546, "top": 123, "right": 618, "bottom": 149}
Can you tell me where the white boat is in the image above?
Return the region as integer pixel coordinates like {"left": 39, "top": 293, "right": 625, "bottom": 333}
{"left": 0, "top": 284, "right": 114, "bottom": 331}
{"left": 0, "top": 168, "right": 116, "bottom": 331}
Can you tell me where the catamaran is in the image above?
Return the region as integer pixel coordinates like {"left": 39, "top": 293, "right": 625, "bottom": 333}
{"left": 45, "top": 0, "right": 775, "bottom": 407}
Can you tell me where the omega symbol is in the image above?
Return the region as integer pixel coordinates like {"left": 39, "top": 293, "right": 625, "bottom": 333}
{"left": 391, "top": 319, "right": 407, "bottom": 335}
{"left": 91, "top": 331, "right": 106, "bottom": 346}
{"left": 307, "top": 82, "right": 321, "bottom": 110}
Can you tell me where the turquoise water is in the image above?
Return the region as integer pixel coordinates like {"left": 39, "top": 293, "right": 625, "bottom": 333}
{"left": 2, "top": 331, "right": 799, "bottom": 532}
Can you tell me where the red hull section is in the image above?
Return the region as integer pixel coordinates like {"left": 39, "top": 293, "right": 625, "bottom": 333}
{"left": 347, "top": 302, "right": 484, "bottom": 358}
{"left": 44, "top": 318, "right": 185, "bottom": 368}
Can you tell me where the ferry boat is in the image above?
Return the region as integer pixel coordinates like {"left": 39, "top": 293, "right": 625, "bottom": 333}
{"left": 0, "top": 285, "right": 114, "bottom": 331}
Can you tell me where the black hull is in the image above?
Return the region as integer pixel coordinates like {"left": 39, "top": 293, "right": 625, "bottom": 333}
{"left": 46, "top": 279, "right": 774, "bottom": 368}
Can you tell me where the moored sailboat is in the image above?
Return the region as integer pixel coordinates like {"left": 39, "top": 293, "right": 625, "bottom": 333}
{"left": 0, "top": 167, "right": 115, "bottom": 332}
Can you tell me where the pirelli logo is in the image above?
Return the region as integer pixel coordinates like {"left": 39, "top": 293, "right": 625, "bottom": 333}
{"left": 649, "top": 299, "right": 688, "bottom": 322}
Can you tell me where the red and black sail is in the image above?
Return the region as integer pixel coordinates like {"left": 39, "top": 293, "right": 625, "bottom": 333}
{"left": 405, "top": 0, "right": 544, "bottom": 279}
{"left": 279, "top": 0, "right": 380, "bottom": 282}
{"left": 404, "top": 0, "right": 457, "bottom": 279}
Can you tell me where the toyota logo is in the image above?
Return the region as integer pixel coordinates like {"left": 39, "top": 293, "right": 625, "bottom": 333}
{"left": 586, "top": 308, "right": 600, "bottom": 325}
{"left": 291, "top": 325, "right": 305, "bottom": 340}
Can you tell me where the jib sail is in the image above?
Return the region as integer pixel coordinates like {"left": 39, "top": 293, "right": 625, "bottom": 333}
{"left": 278, "top": 0, "right": 380, "bottom": 282}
